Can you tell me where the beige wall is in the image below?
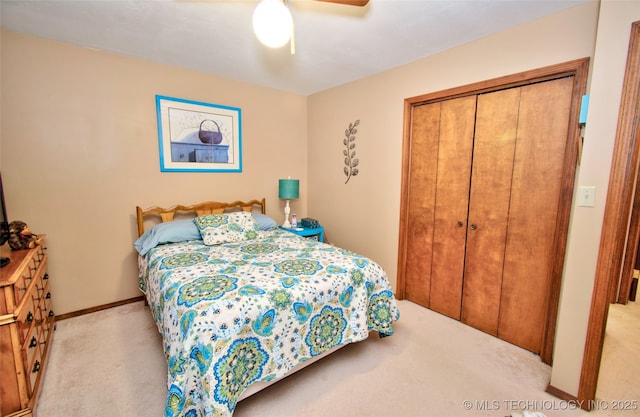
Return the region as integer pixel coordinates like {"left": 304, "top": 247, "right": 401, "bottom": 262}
{"left": 0, "top": 30, "right": 308, "bottom": 314}
{"left": 308, "top": 1, "right": 599, "bottom": 288}
{"left": 307, "top": 0, "right": 612, "bottom": 398}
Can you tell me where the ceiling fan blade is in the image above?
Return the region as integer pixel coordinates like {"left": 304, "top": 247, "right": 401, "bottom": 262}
{"left": 314, "top": 0, "right": 369, "bottom": 6}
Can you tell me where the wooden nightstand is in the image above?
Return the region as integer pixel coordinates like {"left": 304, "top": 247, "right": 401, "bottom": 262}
{"left": 280, "top": 225, "right": 325, "bottom": 242}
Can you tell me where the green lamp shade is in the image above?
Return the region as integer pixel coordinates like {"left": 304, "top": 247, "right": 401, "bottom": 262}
{"left": 279, "top": 179, "right": 299, "bottom": 199}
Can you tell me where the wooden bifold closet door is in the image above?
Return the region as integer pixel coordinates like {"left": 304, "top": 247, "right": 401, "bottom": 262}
{"left": 401, "top": 76, "right": 574, "bottom": 354}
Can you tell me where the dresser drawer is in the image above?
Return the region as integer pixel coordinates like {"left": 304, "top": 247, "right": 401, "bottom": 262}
{"left": 11, "top": 248, "right": 45, "bottom": 308}
{"left": 33, "top": 277, "right": 48, "bottom": 313}
{"left": 33, "top": 246, "right": 45, "bottom": 263}
{"left": 39, "top": 317, "right": 52, "bottom": 355}
{"left": 38, "top": 280, "right": 53, "bottom": 322}
{"left": 37, "top": 280, "right": 54, "bottom": 346}
{"left": 16, "top": 293, "right": 38, "bottom": 344}
{"left": 12, "top": 272, "right": 31, "bottom": 308}
{"left": 21, "top": 325, "right": 41, "bottom": 382}
{"left": 26, "top": 346, "right": 43, "bottom": 396}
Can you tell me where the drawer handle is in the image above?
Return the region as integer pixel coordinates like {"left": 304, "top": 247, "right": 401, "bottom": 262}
{"left": 46, "top": 292, "right": 51, "bottom": 299}
{"left": 29, "top": 336, "right": 37, "bottom": 348}
{"left": 26, "top": 312, "right": 33, "bottom": 323}
{"left": 43, "top": 273, "right": 49, "bottom": 280}
{"left": 48, "top": 310, "right": 55, "bottom": 318}
{"left": 32, "top": 360, "right": 41, "bottom": 373}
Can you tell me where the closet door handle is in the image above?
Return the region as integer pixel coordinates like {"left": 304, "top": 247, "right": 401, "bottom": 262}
{"left": 470, "top": 224, "right": 477, "bottom": 230}
{"left": 457, "top": 221, "right": 464, "bottom": 227}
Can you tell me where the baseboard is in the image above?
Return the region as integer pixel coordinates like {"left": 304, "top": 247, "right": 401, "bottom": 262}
{"left": 55, "top": 295, "right": 145, "bottom": 321}
{"left": 546, "top": 384, "right": 589, "bottom": 410}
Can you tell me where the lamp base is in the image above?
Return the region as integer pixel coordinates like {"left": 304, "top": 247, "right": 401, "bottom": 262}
{"left": 282, "top": 199, "right": 291, "bottom": 228}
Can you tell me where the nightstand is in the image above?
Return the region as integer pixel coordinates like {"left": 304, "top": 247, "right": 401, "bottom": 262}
{"left": 280, "top": 225, "right": 325, "bottom": 242}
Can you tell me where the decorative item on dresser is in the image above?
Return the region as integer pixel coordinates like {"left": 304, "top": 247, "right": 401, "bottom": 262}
{"left": 0, "top": 242, "right": 54, "bottom": 417}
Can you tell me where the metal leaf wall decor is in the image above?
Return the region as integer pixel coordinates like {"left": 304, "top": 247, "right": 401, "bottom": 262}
{"left": 343, "top": 120, "right": 360, "bottom": 184}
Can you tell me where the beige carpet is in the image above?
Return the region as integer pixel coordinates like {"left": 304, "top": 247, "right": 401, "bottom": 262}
{"left": 36, "top": 300, "right": 639, "bottom": 417}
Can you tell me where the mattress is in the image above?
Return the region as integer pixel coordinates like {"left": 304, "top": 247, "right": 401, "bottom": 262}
{"left": 138, "top": 228, "right": 399, "bottom": 417}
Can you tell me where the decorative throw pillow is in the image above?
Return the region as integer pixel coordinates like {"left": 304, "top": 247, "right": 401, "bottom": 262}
{"left": 194, "top": 212, "right": 258, "bottom": 245}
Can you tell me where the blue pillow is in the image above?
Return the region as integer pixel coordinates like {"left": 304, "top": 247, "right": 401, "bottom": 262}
{"left": 134, "top": 219, "right": 201, "bottom": 255}
{"left": 252, "top": 213, "right": 277, "bottom": 231}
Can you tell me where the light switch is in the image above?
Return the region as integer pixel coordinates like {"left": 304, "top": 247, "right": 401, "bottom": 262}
{"left": 577, "top": 186, "right": 596, "bottom": 207}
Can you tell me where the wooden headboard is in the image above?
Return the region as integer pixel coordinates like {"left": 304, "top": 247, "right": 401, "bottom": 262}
{"left": 136, "top": 198, "right": 266, "bottom": 237}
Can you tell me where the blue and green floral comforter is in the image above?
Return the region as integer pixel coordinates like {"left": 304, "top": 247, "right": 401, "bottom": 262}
{"left": 138, "top": 229, "right": 399, "bottom": 417}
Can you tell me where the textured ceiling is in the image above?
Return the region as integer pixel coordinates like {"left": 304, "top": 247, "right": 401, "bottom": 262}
{"left": 1, "top": 0, "right": 589, "bottom": 95}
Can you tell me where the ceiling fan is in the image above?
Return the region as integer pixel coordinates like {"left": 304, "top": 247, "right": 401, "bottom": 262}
{"left": 253, "top": 0, "right": 369, "bottom": 52}
{"left": 315, "top": 0, "right": 369, "bottom": 5}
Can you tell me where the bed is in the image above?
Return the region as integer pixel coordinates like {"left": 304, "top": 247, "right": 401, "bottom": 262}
{"left": 135, "top": 199, "right": 400, "bottom": 417}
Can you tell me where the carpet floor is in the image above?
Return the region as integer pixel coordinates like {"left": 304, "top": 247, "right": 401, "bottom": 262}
{"left": 36, "top": 299, "right": 639, "bottom": 417}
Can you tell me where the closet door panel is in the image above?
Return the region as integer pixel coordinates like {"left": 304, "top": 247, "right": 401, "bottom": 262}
{"left": 461, "top": 88, "right": 520, "bottom": 335}
{"left": 499, "top": 77, "right": 574, "bottom": 352}
{"left": 404, "top": 103, "right": 441, "bottom": 307}
{"left": 429, "top": 96, "right": 476, "bottom": 319}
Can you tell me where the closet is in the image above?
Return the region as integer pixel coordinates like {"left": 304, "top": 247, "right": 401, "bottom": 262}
{"left": 397, "top": 60, "right": 588, "bottom": 361}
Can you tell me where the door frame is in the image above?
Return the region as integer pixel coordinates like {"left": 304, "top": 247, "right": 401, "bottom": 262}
{"left": 396, "top": 58, "right": 590, "bottom": 364}
{"left": 578, "top": 21, "right": 640, "bottom": 407}
{"left": 617, "top": 166, "right": 640, "bottom": 305}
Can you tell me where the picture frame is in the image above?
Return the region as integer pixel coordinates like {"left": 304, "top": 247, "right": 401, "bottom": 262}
{"left": 156, "top": 95, "right": 242, "bottom": 172}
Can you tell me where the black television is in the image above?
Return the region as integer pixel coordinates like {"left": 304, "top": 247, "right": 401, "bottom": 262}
{"left": 0, "top": 173, "right": 10, "bottom": 267}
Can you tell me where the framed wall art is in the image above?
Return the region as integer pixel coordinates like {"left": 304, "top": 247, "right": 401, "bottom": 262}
{"left": 156, "top": 95, "right": 242, "bottom": 172}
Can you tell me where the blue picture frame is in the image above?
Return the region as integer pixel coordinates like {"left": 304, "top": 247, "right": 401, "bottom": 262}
{"left": 156, "top": 95, "right": 242, "bottom": 172}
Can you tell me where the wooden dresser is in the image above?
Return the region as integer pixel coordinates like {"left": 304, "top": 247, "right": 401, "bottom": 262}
{"left": 0, "top": 243, "right": 54, "bottom": 417}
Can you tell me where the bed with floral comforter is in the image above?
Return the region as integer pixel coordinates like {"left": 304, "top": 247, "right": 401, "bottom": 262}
{"left": 136, "top": 207, "right": 399, "bottom": 417}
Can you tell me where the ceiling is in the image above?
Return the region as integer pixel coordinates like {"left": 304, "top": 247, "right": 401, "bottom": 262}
{"left": 1, "top": 0, "right": 589, "bottom": 96}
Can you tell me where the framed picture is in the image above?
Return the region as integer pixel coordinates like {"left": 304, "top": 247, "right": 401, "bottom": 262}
{"left": 156, "top": 95, "right": 242, "bottom": 172}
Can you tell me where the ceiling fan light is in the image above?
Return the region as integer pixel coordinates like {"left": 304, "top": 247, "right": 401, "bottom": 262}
{"left": 253, "top": 0, "right": 293, "bottom": 48}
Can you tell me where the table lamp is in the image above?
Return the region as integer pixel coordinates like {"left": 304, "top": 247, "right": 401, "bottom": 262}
{"left": 278, "top": 178, "right": 299, "bottom": 228}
